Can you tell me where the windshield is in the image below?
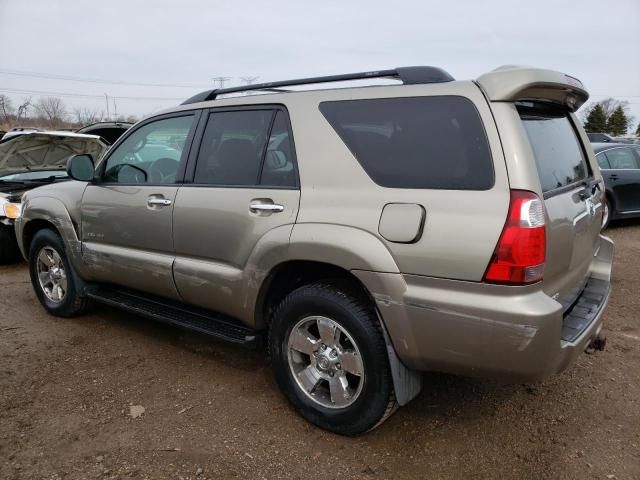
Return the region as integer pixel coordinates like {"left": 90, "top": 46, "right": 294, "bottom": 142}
{"left": 518, "top": 105, "right": 590, "bottom": 193}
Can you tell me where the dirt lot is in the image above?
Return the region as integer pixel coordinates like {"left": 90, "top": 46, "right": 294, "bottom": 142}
{"left": 1, "top": 224, "right": 639, "bottom": 480}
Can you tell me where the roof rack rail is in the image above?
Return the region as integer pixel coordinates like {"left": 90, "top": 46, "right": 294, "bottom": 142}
{"left": 181, "top": 66, "right": 454, "bottom": 105}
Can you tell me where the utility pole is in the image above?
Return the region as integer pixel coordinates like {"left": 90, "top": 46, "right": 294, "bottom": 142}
{"left": 211, "top": 76, "right": 231, "bottom": 89}
{"left": 113, "top": 98, "right": 118, "bottom": 120}
{"left": 104, "top": 93, "right": 110, "bottom": 120}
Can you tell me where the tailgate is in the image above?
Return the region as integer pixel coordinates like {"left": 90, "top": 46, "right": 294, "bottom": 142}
{"left": 518, "top": 105, "right": 603, "bottom": 303}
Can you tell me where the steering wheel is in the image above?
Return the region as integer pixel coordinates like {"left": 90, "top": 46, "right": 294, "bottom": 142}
{"left": 148, "top": 157, "right": 179, "bottom": 183}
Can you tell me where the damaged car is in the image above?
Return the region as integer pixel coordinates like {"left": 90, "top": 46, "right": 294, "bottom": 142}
{"left": 0, "top": 122, "right": 132, "bottom": 263}
{"left": 0, "top": 131, "right": 107, "bottom": 263}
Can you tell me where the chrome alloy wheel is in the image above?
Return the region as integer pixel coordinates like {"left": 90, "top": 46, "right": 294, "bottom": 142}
{"left": 287, "top": 315, "right": 365, "bottom": 409}
{"left": 36, "top": 246, "right": 67, "bottom": 303}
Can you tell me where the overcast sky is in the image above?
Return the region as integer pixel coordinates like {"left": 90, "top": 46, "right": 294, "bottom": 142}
{"left": 1, "top": 0, "right": 639, "bottom": 128}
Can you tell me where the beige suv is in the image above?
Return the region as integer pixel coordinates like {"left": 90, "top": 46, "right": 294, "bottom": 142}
{"left": 15, "top": 66, "right": 613, "bottom": 435}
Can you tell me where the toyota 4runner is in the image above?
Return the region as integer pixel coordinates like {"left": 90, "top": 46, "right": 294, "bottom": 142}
{"left": 15, "top": 65, "right": 613, "bottom": 435}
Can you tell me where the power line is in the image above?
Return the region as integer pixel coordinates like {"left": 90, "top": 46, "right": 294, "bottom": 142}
{"left": 0, "top": 87, "right": 184, "bottom": 101}
{"left": 590, "top": 94, "right": 640, "bottom": 98}
{"left": 0, "top": 69, "right": 211, "bottom": 88}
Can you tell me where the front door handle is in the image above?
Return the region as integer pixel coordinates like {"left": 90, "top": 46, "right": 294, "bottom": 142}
{"left": 249, "top": 199, "right": 284, "bottom": 213}
{"left": 147, "top": 197, "right": 172, "bottom": 207}
{"left": 609, "top": 174, "right": 619, "bottom": 180}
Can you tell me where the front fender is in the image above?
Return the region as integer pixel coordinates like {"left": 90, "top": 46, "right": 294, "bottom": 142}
{"left": 17, "top": 196, "right": 85, "bottom": 275}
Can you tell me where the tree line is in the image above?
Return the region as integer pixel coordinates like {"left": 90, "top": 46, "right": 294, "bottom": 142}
{"left": 0, "top": 94, "right": 138, "bottom": 132}
{"left": 582, "top": 97, "right": 639, "bottom": 137}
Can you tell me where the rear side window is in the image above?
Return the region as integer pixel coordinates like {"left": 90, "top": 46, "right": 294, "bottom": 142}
{"left": 261, "top": 111, "right": 297, "bottom": 187}
{"left": 519, "top": 108, "right": 589, "bottom": 193}
{"left": 194, "top": 110, "right": 273, "bottom": 185}
{"left": 319, "top": 96, "right": 494, "bottom": 190}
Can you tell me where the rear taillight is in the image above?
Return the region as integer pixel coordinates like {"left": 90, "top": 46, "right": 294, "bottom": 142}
{"left": 483, "top": 190, "right": 546, "bottom": 285}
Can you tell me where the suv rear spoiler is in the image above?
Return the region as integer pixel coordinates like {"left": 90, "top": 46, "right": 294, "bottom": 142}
{"left": 476, "top": 65, "right": 588, "bottom": 112}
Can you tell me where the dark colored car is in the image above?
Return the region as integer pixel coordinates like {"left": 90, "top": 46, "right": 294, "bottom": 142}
{"left": 593, "top": 142, "right": 640, "bottom": 227}
{"left": 587, "top": 132, "right": 615, "bottom": 143}
{"left": 76, "top": 121, "right": 133, "bottom": 144}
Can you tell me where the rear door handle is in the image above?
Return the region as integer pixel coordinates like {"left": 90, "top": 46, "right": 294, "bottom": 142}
{"left": 147, "top": 197, "right": 172, "bottom": 207}
{"left": 249, "top": 199, "right": 284, "bottom": 213}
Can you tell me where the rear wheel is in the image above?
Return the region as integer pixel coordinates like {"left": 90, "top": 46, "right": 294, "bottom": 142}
{"left": 28, "top": 229, "right": 90, "bottom": 317}
{"left": 0, "top": 224, "right": 21, "bottom": 264}
{"left": 269, "top": 283, "right": 397, "bottom": 435}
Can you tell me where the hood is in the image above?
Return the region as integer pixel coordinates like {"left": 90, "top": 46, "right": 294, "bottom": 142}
{"left": 0, "top": 131, "right": 107, "bottom": 177}
{"left": 76, "top": 121, "right": 133, "bottom": 144}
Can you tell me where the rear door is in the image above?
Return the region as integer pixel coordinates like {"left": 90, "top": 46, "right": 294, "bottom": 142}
{"left": 172, "top": 106, "right": 300, "bottom": 320}
{"left": 517, "top": 105, "right": 602, "bottom": 299}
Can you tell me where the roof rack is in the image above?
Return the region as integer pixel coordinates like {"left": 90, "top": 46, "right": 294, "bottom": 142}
{"left": 181, "top": 66, "right": 455, "bottom": 105}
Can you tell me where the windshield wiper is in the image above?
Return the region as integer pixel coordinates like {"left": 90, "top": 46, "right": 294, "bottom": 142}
{"left": 26, "top": 175, "right": 67, "bottom": 183}
{"left": 0, "top": 179, "right": 26, "bottom": 184}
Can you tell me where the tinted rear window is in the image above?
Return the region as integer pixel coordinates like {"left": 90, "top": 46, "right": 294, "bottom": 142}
{"left": 319, "top": 96, "right": 494, "bottom": 190}
{"left": 519, "top": 108, "right": 589, "bottom": 193}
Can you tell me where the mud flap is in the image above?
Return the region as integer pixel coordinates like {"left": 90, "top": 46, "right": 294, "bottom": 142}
{"left": 377, "top": 312, "right": 423, "bottom": 406}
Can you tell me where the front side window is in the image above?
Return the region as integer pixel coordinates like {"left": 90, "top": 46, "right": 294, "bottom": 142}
{"left": 604, "top": 148, "right": 639, "bottom": 170}
{"left": 319, "top": 96, "right": 494, "bottom": 190}
{"left": 519, "top": 108, "right": 589, "bottom": 193}
{"left": 194, "top": 110, "right": 273, "bottom": 185}
{"left": 596, "top": 152, "right": 611, "bottom": 169}
{"left": 103, "top": 115, "right": 194, "bottom": 184}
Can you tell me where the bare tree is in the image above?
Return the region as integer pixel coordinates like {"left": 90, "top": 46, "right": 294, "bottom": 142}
{"left": 125, "top": 115, "right": 138, "bottom": 123}
{"left": 34, "top": 96, "right": 68, "bottom": 127}
{"left": 73, "top": 106, "right": 103, "bottom": 126}
{"left": 597, "top": 97, "right": 630, "bottom": 118}
{"left": 0, "top": 95, "right": 14, "bottom": 123}
{"left": 16, "top": 97, "right": 32, "bottom": 122}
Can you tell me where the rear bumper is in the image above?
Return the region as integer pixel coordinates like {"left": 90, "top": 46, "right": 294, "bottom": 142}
{"left": 354, "top": 235, "right": 614, "bottom": 382}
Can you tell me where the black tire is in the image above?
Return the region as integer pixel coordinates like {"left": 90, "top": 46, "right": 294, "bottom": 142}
{"left": 269, "top": 282, "right": 397, "bottom": 436}
{"left": 28, "top": 229, "right": 90, "bottom": 317}
{"left": 0, "top": 224, "right": 22, "bottom": 264}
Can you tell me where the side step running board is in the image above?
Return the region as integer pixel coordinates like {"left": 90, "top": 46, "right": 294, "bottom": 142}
{"left": 85, "top": 286, "right": 261, "bottom": 348}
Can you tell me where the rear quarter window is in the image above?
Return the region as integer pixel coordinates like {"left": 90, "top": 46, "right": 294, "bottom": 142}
{"left": 319, "top": 96, "right": 494, "bottom": 190}
{"left": 518, "top": 107, "right": 590, "bottom": 193}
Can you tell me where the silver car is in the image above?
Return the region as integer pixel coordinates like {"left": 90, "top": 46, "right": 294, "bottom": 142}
{"left": 15, "top": 65, "right": 613, "bottom": 435}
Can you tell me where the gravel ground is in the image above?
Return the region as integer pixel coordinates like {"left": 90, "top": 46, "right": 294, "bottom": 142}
{"left": 1, "top": 222, "right": 639, "bottom": 480}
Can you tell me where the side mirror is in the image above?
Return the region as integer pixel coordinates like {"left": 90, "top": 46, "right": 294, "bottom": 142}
{"left": 67, "top": 154, "right": 95, "bottom": 182}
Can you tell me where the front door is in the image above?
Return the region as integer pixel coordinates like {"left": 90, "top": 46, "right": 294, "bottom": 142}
{"left": 80, "top": 113, "right": 198, "bottom": 299}
{"left": 601, "top": 146, "right": 640, "bottom": 213}
{"left": 172, "top": 108, "right": 300, "bottom": 322}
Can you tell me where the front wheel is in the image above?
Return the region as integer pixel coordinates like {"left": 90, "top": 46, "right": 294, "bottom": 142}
{"left": 269, "top": 283, "right": 397, "bottom": 435}
{"left": 28, "top": 229, "right": 90, "bottom": 317}
{"left": 601, "top": 196, "right": 611, "bottom": 230}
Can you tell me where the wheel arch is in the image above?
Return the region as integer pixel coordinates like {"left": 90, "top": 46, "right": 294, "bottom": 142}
{"left": 254, "top": 260, "right": 373, "bottom": 329}
{"left": 17, "top": 196, "right": 84, "bottom": 273}
{"left": 21, "top": 218, "right": 61, "bottom": 256}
